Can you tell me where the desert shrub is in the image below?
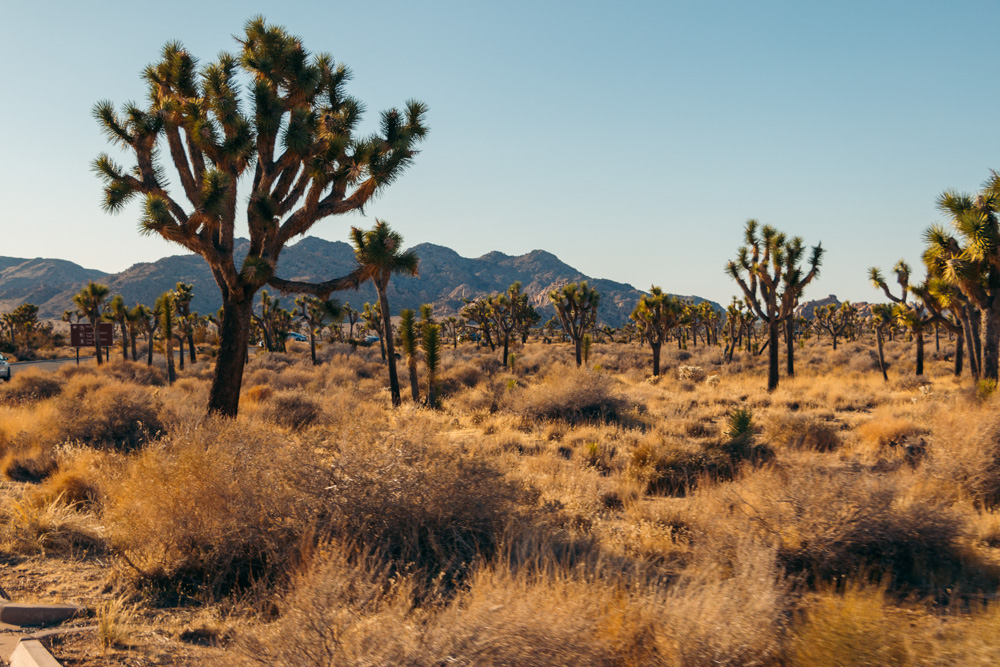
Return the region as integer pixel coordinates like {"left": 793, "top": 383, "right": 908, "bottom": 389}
{"left": 0, "top": 492, "right": 104, "bottom": 555}
{"left": 244, "top": 368, "right": 276, "bottom": 388}
{"left": 628, "top": 436, "right": 731, "bottom": 496}
{"left": 324, "top": 434, "right": 530, "bottom": 585}
{"left": 790, "top": 584, "right": 912, "bottom": 667}
{"left": 659, "top": 539, "right": 788, "bottom": 666}
{"left": 678, "top": 365, "right": 706, "bottom": 382}
{"left": 438, "top": 360, "right": 482, "bottom": 393}
{"left": 33, "top": 448, "right": 106, "bottom": 508}
{"left": 768, "top": 414, "right": 841, "bottom": 452}
{"left": 243, "top": 385, "right": 273, "bottom": 404}
{"left": 267, "top": 391, "right": 322, "bottom": 430}
{"left": 856, "top": 414, "right": 923, "bottom": 449}
{"left": 698, "top": 465, "right": 981, "bottom": 594}
{"left": 512, "top": 367, "right": 629, "bottom": 425}
{"left": 102, "top": 419, "right": 326, "bottom": 598}
{"left": 847, "top": 350, "right": 881, "bottom": 373}
{"left": 270, "top": 367, "right": 316, "bottom": 391}
{"left": 57, "top": 383, "right": 164, "bottom": 451}
{"left": 105, "top": 360, "right": 166, "bottom": 386}
{"left": 1, "top": 446, "right": 57, "bottom": 482}
{"left": 926, "top": 412, "right": 1000, "bottom": 509}
{"left": 0, "top": 372, "right": 62, "bottom": 404}
{"left": 451, "top": 374, "right": 518, "bottom": 414}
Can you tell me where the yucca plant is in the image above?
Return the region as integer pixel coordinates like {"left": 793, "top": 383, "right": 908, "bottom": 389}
{"left": 421, "top": 305, "right": 441, "bottom": 408}
{"left": 155, "top": 291, "right": 177, "bottom": 384}
{"left": 399, "top": 308, "right": 420, "bottom": 402}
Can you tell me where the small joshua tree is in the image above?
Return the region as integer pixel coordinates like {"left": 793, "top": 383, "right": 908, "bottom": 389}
{"left": 549, "top": 281, "right": 600, "bottom": 366}
{"left": 73, "top": 281, "right": 110, "bottom": 365}
{"left": 155, "top": 291, "right": 177, "bottom": 384}
{"left": 727, "top": 220, "right": 822, "bottom": 391}
{"left": 352, "top": 221, "right": 419, "bottom": 408}
{"left": 420, "top": 305, "right": 441, "bottom": 408}
{"left": 399, "top": 308, "right": 420, "bottom": 403}
{"left": 631, "top": 286, "right": 683, "bottom": 376}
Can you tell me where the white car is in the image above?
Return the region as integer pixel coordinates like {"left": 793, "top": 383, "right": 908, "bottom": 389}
{"left": 0, "top": 354, "right": 9, "bottom": 382}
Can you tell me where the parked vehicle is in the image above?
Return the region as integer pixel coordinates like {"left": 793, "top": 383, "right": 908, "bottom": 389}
{"left": 0, "top": 354, "right": 9, "bottom": 381}
{"left": 364, "top": 335, "right": 380, "bottom": 344}
{"left": 285, "top": 332, "right": 308, "bottom": 342}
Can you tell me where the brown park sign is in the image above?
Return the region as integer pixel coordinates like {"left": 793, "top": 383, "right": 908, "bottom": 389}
{"left": 70, "top": 322, "right": 115, "bottom": 347}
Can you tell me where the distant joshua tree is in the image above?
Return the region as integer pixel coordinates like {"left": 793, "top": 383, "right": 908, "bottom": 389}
{"left": 132, "top": 304, "right": 157, "bottom": 366}
{"left": 813, "top": 302, "right": 855, "bottom": 351}
{"left": 869, "top": 262, "right": 934, "bottom": 376}
{"left": 105, "top": 295, "right": 131, "bottom": 360}
{"left": 73, "top": 281, "right": 111, "bottom": 365}
{"left": 351, "top": 221, "right": 419, "bottom": 408}
{"left": 174, "top": 282, "right": 197, "bottom": 363}
{"left": 549, "top": 281, "right": 600, "bottom": 366}
{"left": 727, "top": 220, "right": 822, "bottom": 391}
{"left": 295, "top": 295, "right": 341, "bottom": 366}
{"left": 631, "top": 286, "right": 683, "bottom": 376}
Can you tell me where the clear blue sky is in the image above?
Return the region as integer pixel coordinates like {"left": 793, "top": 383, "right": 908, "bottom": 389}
{"left": 1, "top": 0, "right": 998, "bottom": 304}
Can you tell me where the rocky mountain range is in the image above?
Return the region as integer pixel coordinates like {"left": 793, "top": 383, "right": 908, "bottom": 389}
{"left": 0, "top": 238, "right": 721, "bottom": 325}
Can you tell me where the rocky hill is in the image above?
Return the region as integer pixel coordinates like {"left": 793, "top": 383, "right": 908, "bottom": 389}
{"left": 2, "top": 238, "right": 721, "bottom": 325}
{"left": 0, "top": 258, "right": 108, "bottom": 315}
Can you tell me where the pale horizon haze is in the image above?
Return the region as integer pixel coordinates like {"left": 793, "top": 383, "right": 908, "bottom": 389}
{"left": 1, "top": 0, "right": 998, "bottom": 305}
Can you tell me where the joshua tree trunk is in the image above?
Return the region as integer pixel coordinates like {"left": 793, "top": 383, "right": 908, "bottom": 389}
{"left": 175, "top": 336, "right": 185, "bottom": 371}
{"left": 188, "top": 334, "right": 197, "bottom": 363}
{"left": 651, "top": 342, "right": 661, "bottom": 376}
{"left": 955, "top": 333, "right": 964, "bottom": 377}
{"left": 502, "top": 333, "right": 510, "bottom": 368}
{"left": 767, "top": 319, "right": 780, "bottom": 391}
{"left": 146, "top": 333, "right": 154, "bottom": 366}
{"left": 309, "top": 328, "right": 318, "bottom": 366}
{"left": 90, "top": 317, "right": 103, "bottom": 365}
{"left": 574, "top": 338, "right": 583, "bottom": 366}
{"left": 207, "top": 297, "right": 253, "bottom": 417}
{"left": 408, "top": 357, "right": 419, "bottom": 403}
{"left": 876, "top": 327, "right": 889, "bottom": 381}
{"left": 915, "top": 330, "right": 924, "bottom": 376}
{"left": 376, "top": 285, "right": 401, "bottom": 407}
{"left": 130, "top": 331, "right": 138, "bottom": 362}
{"left": 784, "top": 319, "right": 795, "bottom": 378}
{"left": 120, "top": 323, "right": 128, "bottom": 360}
{"left": 935, "top": 324, "right": 940, "bottom": 353}
{"left": 962, "top": 306, "right": 980, "bottom": 381}
{"left": 982, "top": 298, "right": 1000, "bottom": 382}
{"left": 164, "top": 336, "right": 176, "bottom": 384}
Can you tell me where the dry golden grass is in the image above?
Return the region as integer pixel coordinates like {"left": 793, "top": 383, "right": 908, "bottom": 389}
{"left": 0, "top": 335, "right": 997, "bottom": 664}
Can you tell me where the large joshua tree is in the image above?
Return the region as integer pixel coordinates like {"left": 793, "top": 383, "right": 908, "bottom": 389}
{"left": 549, "top": 281, "right": 600, "bottom": 366}
{"left": 351, "top": 220, "right": 419, "bottom": 408}
{"left": 93, "top": 18, "right": 427, "bottom": 416}
{"left": 925, "top": 172, "right": 1000, "bottom": 381}
{"left": 727, "top": 220, "right": 822, "bottom": 391}
{"left": 631, "top": 286, "right": 682, "bottom": 377}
